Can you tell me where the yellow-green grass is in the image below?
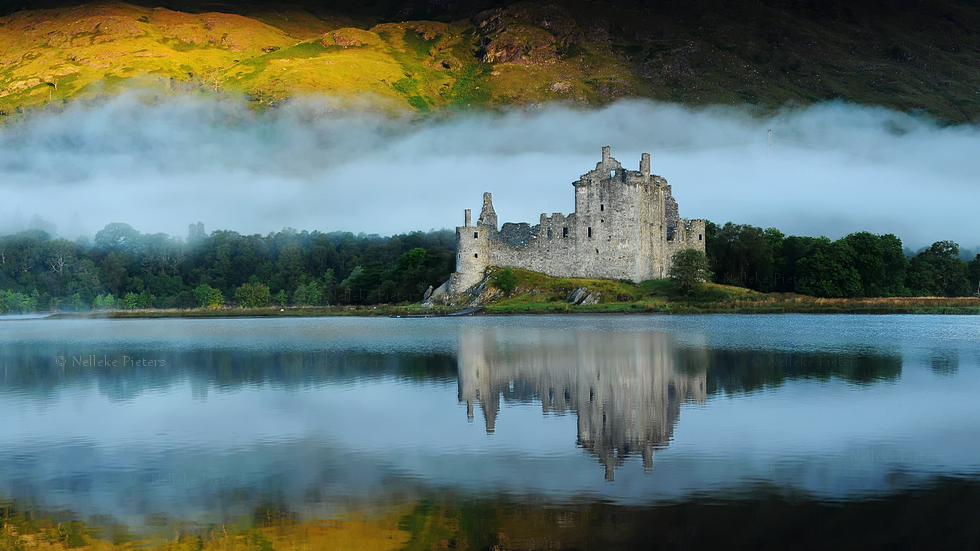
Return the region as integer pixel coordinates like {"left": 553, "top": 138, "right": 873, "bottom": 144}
{"left": 0, "top": 501, "right": 411, "bottom": 550}
{"left": 0, "top": 3, "right": 503, "bottom": 114}
{"left": 5, "top": 1, "right": 980, "bottom": 121}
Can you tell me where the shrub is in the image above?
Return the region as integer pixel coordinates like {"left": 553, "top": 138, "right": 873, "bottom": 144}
{"left": 491, "top": 267, "right": 517, "bottom": 293}
{"left": 235, "top": 282, "right": 270, "bottom": 308}
{"left": 193, "top": 284, "right": 224, "bottom": 309}
{"left": 669, "top": 249, "right": 712, "bottom": 295}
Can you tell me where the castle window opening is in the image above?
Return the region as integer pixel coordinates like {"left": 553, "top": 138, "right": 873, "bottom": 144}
{"left": 563, "top": 227, "right": 569, "bottom": 238}
{"left": 699, "top": 234, "right": 703, "bottom": 241}
{"left": 473, "top": 232, "right": 479, "bottom": 238}
{"left": 547, "top": 228, "right": 553, "bottom": 238}
{"left": 595, "top": 248, "right": 599, "bottom": 254}
{"left": 600, "top": 204, "right": 604, "bottom": 211}
{"left": 588, "top": 227, "right": 592, "bottom": 237}
{"left": 609, "top": 170, "right": 615, "bottom": 178}
{"left": 474, "top": 253, "right": 478, "bottom": 258}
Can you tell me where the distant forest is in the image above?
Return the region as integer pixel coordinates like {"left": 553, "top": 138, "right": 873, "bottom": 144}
{"left": 0, "top": 221, "right": 978, "bottom": 313}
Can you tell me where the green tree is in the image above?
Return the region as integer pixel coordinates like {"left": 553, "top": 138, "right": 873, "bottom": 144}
{"left": 193, "top": 284, "right": 224, "bottom": 308}
{"left": 840, "top": 232, "right": 908, "bottom": 297}
{"left": 99, "top": 253, "right": 127, "bottom": 295}
{"left": 795, "top": 239, "right": 862, "bottom": 298}
{"left": 968, "top": 255, "right": 980, "bottom": 297}
{"left": 491, "top": 267, "right": 517, "bottom": 293}
{"left": 907, "top": 241, "right": 970, "bottom": 296}
{"left": 235, "top": 282, "right": 270, "bottom": 308}
{"left": 669, "top": 249, "right": 712, "bottom": 295}
{"left": 292, "top": 277, "right": 323, "bottom": 306}
{"left": 708, "top": 222, "right": 775, "bottom": 291}
{"left": 94, "top": 223, "right": 142, "bottom": 252}
{"left": 122, "top": 292, "right": 140, "bottom": 310}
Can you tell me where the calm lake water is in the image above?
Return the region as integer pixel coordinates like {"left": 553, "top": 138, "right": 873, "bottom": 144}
{"left": 2, "top": 314, "right": 979, "bottom": 548}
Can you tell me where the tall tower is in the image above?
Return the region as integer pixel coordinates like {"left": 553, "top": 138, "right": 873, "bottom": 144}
{"left": 452, "top": 208, "right": 490, "bottom": 292}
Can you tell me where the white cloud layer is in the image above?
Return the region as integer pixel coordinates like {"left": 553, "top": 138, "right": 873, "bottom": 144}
{"left": 1, "top": 95, "right": 978, "bottom": 249}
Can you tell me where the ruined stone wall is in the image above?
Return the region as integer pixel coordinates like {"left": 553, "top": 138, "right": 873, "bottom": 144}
{"left": 662, "top": 218, "right": 707, "bottom": 277}
{"left": 496, "top": 222, "right": 537, "bottom": 247}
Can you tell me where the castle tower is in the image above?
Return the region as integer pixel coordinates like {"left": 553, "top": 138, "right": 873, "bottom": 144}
{"left": 451, "top": 206, "right": 491, "bottom": 292}
{"left": 478, "top": 192, "right": 497, "bottom": 231}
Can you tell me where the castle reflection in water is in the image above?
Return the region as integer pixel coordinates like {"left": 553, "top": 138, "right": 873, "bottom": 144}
{"left": 457, "top": 329, "right": 707, "bottom": 480}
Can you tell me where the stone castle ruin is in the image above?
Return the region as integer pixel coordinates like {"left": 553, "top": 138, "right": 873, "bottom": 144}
{"left": 447, "top": 146, "right": 706, "bottom": 294}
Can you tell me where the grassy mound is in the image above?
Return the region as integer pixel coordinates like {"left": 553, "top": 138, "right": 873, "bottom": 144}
{"left": 484, "top": 268, "right": 980, "bottom": 314}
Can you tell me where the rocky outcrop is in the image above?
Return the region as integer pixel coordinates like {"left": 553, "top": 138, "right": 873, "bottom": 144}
{"left": 568, "top": 287, "right": 600, "bottom": 306}
{"left": 472, "top": 4, "right": 583, "bottom": 66}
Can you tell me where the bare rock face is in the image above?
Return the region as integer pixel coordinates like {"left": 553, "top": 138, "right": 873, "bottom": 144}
{"left": 472, "top": 4, "right": 582, "bottom": 66}
{"left": 549, "top": 81, "right": 572, "bottom": 93}
{"left": 319, "top": 28, "right": 382, "bottom": 49}
{"left": 424, "top": 271, "right": 501, "bottom": 308}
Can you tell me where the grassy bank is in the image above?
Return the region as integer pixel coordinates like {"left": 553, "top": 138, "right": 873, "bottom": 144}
{"left": 481, "top": 269, "right": 980, "bottom": 315}
{"left": 49, "top": 304, "right": 462, "bottom": 319}
{"left": 47, "top": 268, "right": 980, "bottom": 319}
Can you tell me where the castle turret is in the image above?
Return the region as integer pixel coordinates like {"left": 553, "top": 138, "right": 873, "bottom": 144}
{"left": 640, "top": 153, "right": 651, "bottom": 179}
{"left": 450, "top": 205, "right": 491, "bottom": 293}
{"left": 478, "top": 192, "right": 497, "bottom": 231}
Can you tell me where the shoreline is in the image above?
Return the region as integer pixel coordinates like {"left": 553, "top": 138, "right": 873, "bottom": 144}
{"left": 40, "top": 297, "right": 980, "bottom": 320}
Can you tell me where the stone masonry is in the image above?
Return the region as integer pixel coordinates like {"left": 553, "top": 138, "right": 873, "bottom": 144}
{"left": 449, "top": 147, "right": 706, "bottom": 293}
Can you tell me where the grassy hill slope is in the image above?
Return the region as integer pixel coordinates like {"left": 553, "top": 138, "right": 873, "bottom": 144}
{"left": 2, "top": 0, "right": 980, "bottom": 120}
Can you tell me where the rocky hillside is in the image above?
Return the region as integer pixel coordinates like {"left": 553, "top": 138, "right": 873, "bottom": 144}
{"left": 2, "top": 0, "right": 980, "bottom": 121}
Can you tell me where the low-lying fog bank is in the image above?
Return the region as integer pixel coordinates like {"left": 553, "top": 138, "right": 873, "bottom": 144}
{"left": 2, "top": 95, "right": 978, "bottom": 249}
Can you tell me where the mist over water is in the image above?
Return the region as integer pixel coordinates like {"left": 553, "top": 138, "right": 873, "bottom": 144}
{"left": 1, "top": 95, "right": 978, "bottom": 249}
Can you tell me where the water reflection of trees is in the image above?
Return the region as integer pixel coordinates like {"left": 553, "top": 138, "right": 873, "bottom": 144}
{"left": 675, "top": 348, "right": 902, "bottom": 395}
{"left": 0, "top": 344, "right": 457, "bottom": 401}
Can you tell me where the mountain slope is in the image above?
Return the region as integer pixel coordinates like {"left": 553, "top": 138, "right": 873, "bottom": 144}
{"left": 2, "top": 0, "right": 980, "bottom": 120}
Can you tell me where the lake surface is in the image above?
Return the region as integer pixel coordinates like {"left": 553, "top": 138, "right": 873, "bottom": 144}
{"left": 2, "top": 314, "right": 979, "bottom": 548}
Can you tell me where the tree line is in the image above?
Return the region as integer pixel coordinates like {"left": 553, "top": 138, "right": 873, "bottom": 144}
{"left": 1, "top": 220, "right": 979, "bottom": 313}
{"left": 0, "top": 223, "right": 455, "bottom": 313}
{"left": 704, "top": 222, "right": 980, "bottom": 298}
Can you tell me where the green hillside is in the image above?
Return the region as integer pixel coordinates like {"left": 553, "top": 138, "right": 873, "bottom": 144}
{"left": 2, "top": 0, "right": 980, "bottom": 120}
